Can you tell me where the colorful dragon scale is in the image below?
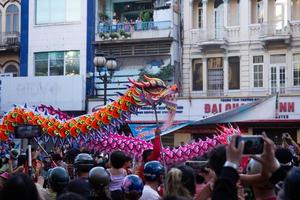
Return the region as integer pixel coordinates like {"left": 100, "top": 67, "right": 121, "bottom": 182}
{"left": 0, "top": 75, "right": 178, "bottom": 140}
{"left": 84, "top": 125, "right": 237, "bottom": 166}
{"left": 0, "top": 76, "right": 238, "bottom": 165}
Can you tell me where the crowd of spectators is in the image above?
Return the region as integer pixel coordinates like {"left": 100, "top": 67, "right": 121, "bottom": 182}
{"left": 0, "top": 129, "right": 300, "bottom": 200}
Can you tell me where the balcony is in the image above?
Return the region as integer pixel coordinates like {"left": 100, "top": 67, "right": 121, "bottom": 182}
{"left": 96, "top": 21, "right": 172, "bottom": 42}
{"left": 290, "top": 20, "right": 300, "bottom": 38}
{"left": 0, "top": 32, "right": 20, "bottom": 50}
{"left": 190, "top": 27, "right": 233, "bottom": 51}
{"left": 259, "top": 20, "right": 291, "bottom": 46}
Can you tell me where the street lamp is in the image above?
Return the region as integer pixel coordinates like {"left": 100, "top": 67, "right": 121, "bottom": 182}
{"left": 93, "top": 51, "right": 117, "bottom": 105}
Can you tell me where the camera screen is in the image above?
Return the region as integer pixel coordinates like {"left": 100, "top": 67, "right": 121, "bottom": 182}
{"left": 14, "top": 125, "right": 42, "bottom": 139}
{"left": 236, "top": 136, "right": 264, "bottom": 155}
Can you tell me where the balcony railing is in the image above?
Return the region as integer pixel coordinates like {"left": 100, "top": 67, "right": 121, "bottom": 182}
{"left": 0, "top": 32, "right": 20, "bottom": 47}
{"left": 98, "top": 21, "right": 171, "bottom": 34}
{"left": 190, "top": 27, "right": 229, "bottom": 44}
{"left": 260, "top": 20, "right": 290, "bottom": 37}
{"left": 290, "top": 20, "right": 300, "bottom": 37}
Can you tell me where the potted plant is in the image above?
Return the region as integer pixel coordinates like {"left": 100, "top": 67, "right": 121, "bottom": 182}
{"left": 119, "top": 30, "right": 126, "bottom": 39}
{"left": 140, "top": 11, "right": 153, "bottom": 30}
{"left": 99, "top": 13, "right": 109, "bottom": 22}
{"left": 124, "top": 32, "right": 131, "bottom": 39}
{"left": 99, "top": 32, "right": 106, "bottom": 40}
{"left": 110, "top": 32, "right": 119, "bottom": 40}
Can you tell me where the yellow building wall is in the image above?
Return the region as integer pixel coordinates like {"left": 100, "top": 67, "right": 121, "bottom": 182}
{"left": 174, "top": 133, "right": 191, "bottom": 147}
{"left": 246, "top": 128, "right": 253, "bottom": 135}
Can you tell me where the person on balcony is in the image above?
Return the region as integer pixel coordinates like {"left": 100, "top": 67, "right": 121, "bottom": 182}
{"left": 112, "top": 13, "right": 118, "bottom": 32}
{"left": 124, "top": 18, "right": 130, "bottom": 32}
{"left": 135, "top": 17, "right": 142, "bottom": 31}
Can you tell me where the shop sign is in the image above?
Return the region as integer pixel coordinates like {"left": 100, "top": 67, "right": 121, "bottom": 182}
{"left": 88, "top": 96, "right": 300, "bottom": 121}
{"left": 1, "top": 75, "right": 85, "bottom": 112}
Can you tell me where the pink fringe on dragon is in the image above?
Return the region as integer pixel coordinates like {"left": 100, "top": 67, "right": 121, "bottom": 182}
{"left": 0, "top": 76, "right": 238, "bottom": 165}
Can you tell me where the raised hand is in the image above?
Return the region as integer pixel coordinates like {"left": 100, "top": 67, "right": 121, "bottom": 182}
{"left": 251, "top": 133, "right": 280, "bottom": 178}
{"left": 226, "top": 135, "right": 244, "bottom": 166}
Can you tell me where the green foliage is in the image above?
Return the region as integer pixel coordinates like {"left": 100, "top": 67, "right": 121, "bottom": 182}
{"left": 110, "top": 32, "right": 119, "bottom": 39}
{"left": 99, "top": 33, "right": 109, "bottom": 39}
{"left": 119, "top": 29, "right": 126, "bottom": 36}
{"left": 139, "top": 64, "right": 174, "bottom": 81}
{"left": 99, "top": 13, "right": 109, "bottom": 21}
{"left": 140, "top": 11, "right": 152, "bottom": 22}
{"left": 124, "top": 32, "right": 131, "bottom": 38}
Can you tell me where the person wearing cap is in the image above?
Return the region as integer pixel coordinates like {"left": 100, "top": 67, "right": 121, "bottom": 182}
{"left": 89, "top": 166, "right": 111, "bottom": 200}
{"left": 140, "top": 161, "right": 164, "bottom": 200}
{"left": 122, "top": 174, "right": 144, "bottom": 200}
{"left": 65, "top": 153, "right": 94, "bottom": 199}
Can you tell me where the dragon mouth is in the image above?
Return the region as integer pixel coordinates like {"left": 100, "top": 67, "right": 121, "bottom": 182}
{"left": 163, "top": 100, "right": 177, "bottom": 111}
{"left": 160, "top": 90, "right": 178, "bottom": 111}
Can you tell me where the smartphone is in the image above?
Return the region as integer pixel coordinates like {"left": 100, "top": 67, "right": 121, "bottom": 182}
{"left": 235, "top": 136, "right": 264, "bottom": 155}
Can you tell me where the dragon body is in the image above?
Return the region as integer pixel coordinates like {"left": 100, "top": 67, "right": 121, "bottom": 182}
{"left": 84, "top": 126, "right": 233, "bottom": 165}
{"left": 0, "top": 76, "right": 237, "bottom": 165}
{"left": 0, "top": 76, "right": 177, "bottom": 140}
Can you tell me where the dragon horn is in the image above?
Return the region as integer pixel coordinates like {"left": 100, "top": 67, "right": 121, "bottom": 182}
{"left": 143, "top": 74, "right": 153, "bottom": 81}
{"left": 144, "top": 74, "right": 166, "bottom": 88}
{"left": 142, "top": 81, "right": 151, "bottom": 87}
{"left": 128, "top": 78, "right": 143, "bottom": 88}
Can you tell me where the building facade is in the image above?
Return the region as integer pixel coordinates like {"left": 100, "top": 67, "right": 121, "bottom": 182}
{"left": 180, "top": 0, "right": 300, "bottom": 143}
{"left": 0, "top": 0, "right": 20, "bottom": 77}
{"left": 0, "top": 0, "right": 95, "bottom": 113}
{"left": 89, "top": 0, "right": 181, "bottom": 108}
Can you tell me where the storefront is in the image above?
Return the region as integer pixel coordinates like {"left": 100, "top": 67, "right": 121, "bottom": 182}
{"left": 88, "top": 95, "right": 300, "bottom": 146}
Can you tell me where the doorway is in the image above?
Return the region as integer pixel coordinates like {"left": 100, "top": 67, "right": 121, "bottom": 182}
{"left": 270, "top": 54, "right": 286, "bottom": 94}
{"left": 214, "top": 1, "right": 224, "bottom": 39}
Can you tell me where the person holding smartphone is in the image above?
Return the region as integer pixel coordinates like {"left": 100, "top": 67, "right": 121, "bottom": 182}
{"left": 211, "top": 134, "right": 286, "bottom": 200}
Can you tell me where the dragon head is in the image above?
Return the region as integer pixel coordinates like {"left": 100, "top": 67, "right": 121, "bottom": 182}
{"left": 129, "top": 75, "right": 178, "bottom": 111}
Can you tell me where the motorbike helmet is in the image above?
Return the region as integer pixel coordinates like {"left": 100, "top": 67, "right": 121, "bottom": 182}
{"left": 122, "top": 175, "right": 144, "bottom": 194}
{"left": 88, "top": 167, "right": 110, "bottom": 189}
{"left": 74, "top": 153, "right": 94, "bottom": 172}
{"left": 143, "top": 161, "right": 164, "bottom": 182}
{"left": 49, "top": 167, "right": 70, "bottom": 193}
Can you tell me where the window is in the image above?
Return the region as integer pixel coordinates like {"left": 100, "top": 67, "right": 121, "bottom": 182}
{"left": 293, "top": 54, "right": 300, "bottom": 86}
{"left": 270, "top": 54, "right": 286, "bottom": 64}
{"left": 36, "top": 0, "right": 81, "bottom": 24}
{"left": 198, "top": 1, "right": 203, "bottom": 28}
{"left": 228, "top": 56, "right": 240, "bottom": 90}
{"left": 49, "top": 52, "right": 64, "bottom": 76}
{"left": 6, "top": 4, "right": 19, "bottom": 32}
{"left": 270, "top": 54, "right": 286, "bottom": 94}
{"left": 192, "top": 59, "right": 203, "bottom": 91}
{"left": 4, "top": 64, "right": 19, "bottom": 77}
{"left": 35, "top": 51, "right": 80, "bottom": 76}
{"left": 236, "top": 0, "right": 240, "bottom": 25}
{"left": 0, "top": 11, "right": 2, "bottom": 32}
{"left": 253, "top": 55, "right": 263, "bottom": 88}
{"left": 207, "top": 57, "right": 223, "bottom": 96}
{"left": 65, "top": 51, "right": 80, "bottom": 75}
{"left": 256, "top": 0, "right": 263, "bottom": 23}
